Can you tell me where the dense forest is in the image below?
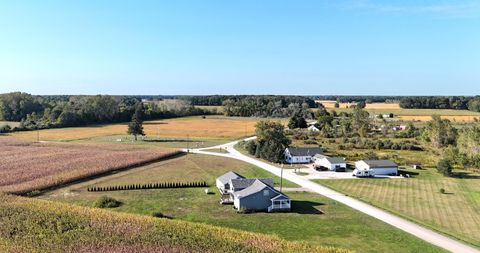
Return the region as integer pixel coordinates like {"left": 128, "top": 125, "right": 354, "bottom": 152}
{"left": 0, "top": 92, "right": 210, "bottom": 131}
{"left": 399, "top": 96, "right": 471, "bottom": 110}
{"left": 180, "top": 95, "right": 316, "bottom": 107}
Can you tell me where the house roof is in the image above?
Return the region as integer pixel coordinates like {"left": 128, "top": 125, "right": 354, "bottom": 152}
{"left": 314, "top": 154, "right": 327, "bottom": 159}
{"left": 234, "top": 179, "right": 288, "bottom": 200}
{"left": 216, "top": 171, "right": 244, "bottom": 185}
{"left": 324, "top": 157, "right": 346, "bottom": 164}
{"left": 363, "top": 160, "right": 398, "bottom": 168}
{"left": 286, "top": 147, "right": 323, "bottom": 157}
{"left": 230, "top": 178, "right": 274, "bottom": 189}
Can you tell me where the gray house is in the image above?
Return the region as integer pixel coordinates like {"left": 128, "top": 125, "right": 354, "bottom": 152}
{"left": 215, "top": 172, "right": 290, "bottom": 212}
{"left": 233, "top": 179, "right": 290, "bottom": 212}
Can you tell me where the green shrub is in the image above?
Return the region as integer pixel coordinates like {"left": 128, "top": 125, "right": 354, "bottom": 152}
{"left": 93, "top": 196, "right": 122, "bottom": 208}
{"left": 437, "top": 159, "right": 453, "bottom": 176}
{"left": 440, "top": 188, "right": 446, "bottom": 194}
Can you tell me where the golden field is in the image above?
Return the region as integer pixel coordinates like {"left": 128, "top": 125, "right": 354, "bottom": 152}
{"left": 9, "top": 116, "right": 261, "bottom": 141}
{"left": 316, "top": 100, "right": 401, "bottom": 109}
{"left": 398, "top": 115, "right": 479, "bottom": 122}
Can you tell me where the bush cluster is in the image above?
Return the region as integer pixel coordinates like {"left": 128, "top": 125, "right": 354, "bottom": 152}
{"left": 338, "top": 138, "right": 422, "bottom": 151}
{"left": 87, "top": 181, "right": 208, "bottom": 192}
{"left": 93, "top": 196, "right": 122, "bottom": 208}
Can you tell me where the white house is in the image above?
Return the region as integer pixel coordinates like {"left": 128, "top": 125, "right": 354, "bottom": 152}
{"left": 392, "top": 125, "right": 407, "bottom": 131}
{"left": 314, "top": 156, "right": 347, "bottom": 171}
{"left": 307, "top": 125, "right": 320, "bottom": 132}
{"left": 354, "top": 160, "right": 398, "bottom": 176}
{"left": 284, "top": 147, "right": 323, "bottom": 164}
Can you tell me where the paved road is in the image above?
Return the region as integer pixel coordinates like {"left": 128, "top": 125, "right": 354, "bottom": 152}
{"left": 184, "top": 137, "right": 480, "bottom": 253}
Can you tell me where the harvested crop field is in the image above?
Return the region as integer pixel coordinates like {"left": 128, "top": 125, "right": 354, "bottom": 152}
{"left": 0, "top": 194, "right": 345, "bottom": 253}
{"left": 398, "top": 115, "right": 480, "bottom": 122}
{"left": 9, "top": 116, "right": 259, "bottom": 141}
{"left": 316, "top": 101, "right": 401, "bottom": 109}
{"left": 0, "top": 137, "right": 179, "bottom": 194}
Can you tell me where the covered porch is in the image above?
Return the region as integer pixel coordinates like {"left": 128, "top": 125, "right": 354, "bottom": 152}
{"left": 268, "top": 195, "right": 291, "bottom": 212}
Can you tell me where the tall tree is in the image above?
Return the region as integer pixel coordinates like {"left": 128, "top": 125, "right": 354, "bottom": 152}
{"left": 255, "top": 121, "right": 291, "bottom": 162}
{"left": 127, "top": 111, "right": 145, "bottom": 141}
{"left": 421, "top": 116, "right": 457, "bottom": 148}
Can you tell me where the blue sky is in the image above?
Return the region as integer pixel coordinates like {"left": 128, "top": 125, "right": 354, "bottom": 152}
{"left": 0, "top": 0, "right": 479, "bottom": 95}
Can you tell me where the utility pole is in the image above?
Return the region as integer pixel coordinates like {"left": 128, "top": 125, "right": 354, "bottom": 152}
{"left": 280, "top": 163, "right": 284, "bottom": 192}
{"left": 186, "top": 134, "right": 190, "bottom": 154}
{"left": 37, "top": 130, "right": 39, "bottom": 142}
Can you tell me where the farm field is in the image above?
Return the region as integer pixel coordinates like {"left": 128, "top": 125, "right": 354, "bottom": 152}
{"left": 8, "top": 116, "right": 259, "bottom": 141}
{"left": 80, "top": 134, "right": 228, "bottom": 149}
{"left": 318, "top": 168, "right": 480, "bottom": 247}
{"left": 0, "top": 121, "right": 20, "bottom": 128}
{"left": 0, "top": 194, "right": 341, "bottom": 253}
{"left": 0, "top": 137, "right": 179, "bottom": 194}
{"left": 316, "top": 100, "right": 401, "bottom": 109}
{"left": 40, "top": 154, "right": 445, "bottom": 253}
{"left": 324, "top": 107, "right": 480, "bottom": 122}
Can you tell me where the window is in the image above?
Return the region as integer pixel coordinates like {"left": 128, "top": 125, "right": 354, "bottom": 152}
{"left": 263, "top": 190, "right": 269, "bottom": 196}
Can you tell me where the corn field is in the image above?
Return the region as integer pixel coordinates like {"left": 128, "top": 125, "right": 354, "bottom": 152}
{"left": 0, "top": 137, "right": 181, "bottom": 194}
{"left": 0, "top": 194, "right": 348, "bottom": 253}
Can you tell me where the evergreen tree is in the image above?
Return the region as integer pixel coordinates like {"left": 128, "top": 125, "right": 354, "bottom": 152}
{"left": 127, "top": 109, "right": 145, "bottom": 141}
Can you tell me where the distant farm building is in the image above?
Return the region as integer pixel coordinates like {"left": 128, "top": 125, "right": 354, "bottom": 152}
{"left": 284, "top": 147, "right": 323, "bottom": 164}
{"left": 307, "top": 125, "right": 320, "bottom": 132}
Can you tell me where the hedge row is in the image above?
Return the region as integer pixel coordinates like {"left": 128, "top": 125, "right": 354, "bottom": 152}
{"left": 87, "top": 181, "right": 208, "bottom": 192}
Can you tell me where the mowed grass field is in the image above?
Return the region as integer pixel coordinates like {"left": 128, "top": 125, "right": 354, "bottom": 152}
{"left": 318, "top": 169, "right": 480, "bottom": 247}
{"left": 9, "top": 116, "right": 259, "bottom": 141}
{"left": 40, "top": 154, "right": 445, "bottom": 253}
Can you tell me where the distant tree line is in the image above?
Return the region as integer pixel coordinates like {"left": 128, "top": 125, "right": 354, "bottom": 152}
{"left": 0, "top": 92, "right": 211, "bottom": 131}
{"left": 181, "top": 95, "right": 316, "bottom": 107}
{"left": 312, "top": 95, "right": 399, "bottom": 103}
{"left": 222, "top": 96, "right": 316, "bottom": 117}
{"left": 399, "top": 96, "right": 480, "bottom": 112}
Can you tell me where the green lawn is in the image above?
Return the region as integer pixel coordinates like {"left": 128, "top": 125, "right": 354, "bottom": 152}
{"left": 78, "top": 134, "right": 227, "bottom": 149}
{"left": 318, "top": 168, "right": 480, "bottom": 248}
{"left": 39, "top": 154, "right": 445, "bottom": 253}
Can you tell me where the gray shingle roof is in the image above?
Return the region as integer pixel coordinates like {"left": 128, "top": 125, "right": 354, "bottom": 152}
{"left": 364, "top": 160, "right": 398, "bottom": 168}
{"left": 216, "top": 171, "right": 244, "bottom": 185}
{"left": 325, "top": 157, "right": 346, "bottom": 164}
{"left": 286, "top": 147, "right": 323, "bottom": 156}
{"left": 234, "top": 179, "right": 288, "bottom": 200}
{"left": 230, "top": 178, "right": 274, "bottom": 189}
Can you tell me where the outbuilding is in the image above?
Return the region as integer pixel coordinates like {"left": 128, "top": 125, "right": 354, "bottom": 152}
{"left": 315, "top": 156, "right": 347, "bottom": 171}
{"left": 354, "top": 160, "right": 398, "bottom": 176}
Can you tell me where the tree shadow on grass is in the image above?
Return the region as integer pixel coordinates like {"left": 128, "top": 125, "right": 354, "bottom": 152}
{"left": 451, "top": 172, "right": 480, "bottom": 179}
{"left": 290, "top": 200, "right": 325, "bottom": 214}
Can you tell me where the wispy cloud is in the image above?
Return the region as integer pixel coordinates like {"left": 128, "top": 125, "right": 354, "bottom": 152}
{"left": 341, "top": 0, "right": 480, "bottom": 18}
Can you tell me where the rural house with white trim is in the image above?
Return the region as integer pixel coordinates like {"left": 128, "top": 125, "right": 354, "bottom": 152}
{"left": 216, "top": 172, "right": 291, "bottom": 212}
{"left": 284, "top": 147, "right": 323, "bottom": 164}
